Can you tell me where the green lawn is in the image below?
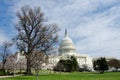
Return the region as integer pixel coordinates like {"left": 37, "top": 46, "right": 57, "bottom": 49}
{"left": 1, "top": 71, "right": 120, "bottom": 80}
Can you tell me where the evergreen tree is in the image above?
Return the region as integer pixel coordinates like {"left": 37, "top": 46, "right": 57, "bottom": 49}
{"left": 54, "top": 56, "right": 79, "bottom": 72}
{"left": 71, "top": 56, "right": 79, "bottom": 71}
{"left": 93, "top": 57, "right": 108, "bottom": 74}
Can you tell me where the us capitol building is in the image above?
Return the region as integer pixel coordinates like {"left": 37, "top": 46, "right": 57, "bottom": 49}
{"left": 44, "top": 29, "right": 93, "bottom": 70}
{"left": 15, "top": 30, "right": 93, "bottom": 70}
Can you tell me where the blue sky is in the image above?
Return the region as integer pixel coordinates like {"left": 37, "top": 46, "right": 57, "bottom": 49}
{"left": 0, "top": 0, "right": 120, "bottom": 58}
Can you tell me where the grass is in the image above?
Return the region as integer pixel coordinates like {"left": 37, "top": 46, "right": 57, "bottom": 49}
{"left": 0, "top": 71, "right": 120, "bottom": 80}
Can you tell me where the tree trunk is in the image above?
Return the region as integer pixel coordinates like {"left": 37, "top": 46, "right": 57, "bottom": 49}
{"left": 2, "top": 63, "right": 6, "bottom": 74}
{"left": 26, "top": 59, "right": 32, "bottom": 75}
{"left": 19, "top": 62, "right": 22, "bottom": 73}
{"left": 35, "top": 68, "right": 39, "bottom": 80}
{"left": 99, "top": 70, "right": 104, "bottom": 74}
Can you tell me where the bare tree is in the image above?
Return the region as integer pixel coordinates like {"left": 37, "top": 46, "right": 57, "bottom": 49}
{"left": 0, "top": 41, "right": 12, "bottom": 73}
{"left": 5, "top": 54, "right": 17, "bottom": 75}
{"left": 108, "top": 59, "right": 120, "bottom": 71}
{"left": 17, "top": 58, "right": 26, "bottom": 73}
{"left": 14, "top": 6, "right": 59, "bottom": 75}
{"left": 31, "top": 51, "right": 48, "bottom": 80}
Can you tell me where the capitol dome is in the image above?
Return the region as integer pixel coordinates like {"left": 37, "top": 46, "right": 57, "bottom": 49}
{"left": 59, "top": 29, "right": 76, "bottom": 56}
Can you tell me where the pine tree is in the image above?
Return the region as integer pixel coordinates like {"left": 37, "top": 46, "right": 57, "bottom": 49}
{"left": 93, "top": 57, "right": 108, "bottom": 74}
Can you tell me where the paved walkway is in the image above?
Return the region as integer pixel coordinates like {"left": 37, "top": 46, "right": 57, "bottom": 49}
{"left": 0, "top": 74, "right": 23, "bottom": 78}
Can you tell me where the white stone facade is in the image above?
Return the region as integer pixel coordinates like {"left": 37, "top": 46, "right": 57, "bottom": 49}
{"left": 47, "top": 29, "right": 93, "bottom": 70}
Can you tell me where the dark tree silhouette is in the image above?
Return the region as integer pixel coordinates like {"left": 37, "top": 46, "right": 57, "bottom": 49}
{"left": 70, "top": 56, "right": 79, "bottom": 71}
{"left": 14, "top": 6, "right": 59, "bottom": 75}
{"left": 93, "top": 57, "right": 108, "bottom": 74}
{"left": 54, "top": 56, "right": 79, "bottom": 72}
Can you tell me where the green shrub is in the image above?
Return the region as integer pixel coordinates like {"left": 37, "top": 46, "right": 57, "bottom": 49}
{"left": 0, "top": 69, "right": 6, "bottom": 76}
{"left": 54, "top": 56, "right": 79, "bottom": 72}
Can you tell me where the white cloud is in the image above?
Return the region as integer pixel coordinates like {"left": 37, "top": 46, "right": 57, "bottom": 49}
{"left": 5, "top": 0, "right": 120, "bottom": 58}
{"left": 73, "top": 5, "right": 120, "bottom": 58}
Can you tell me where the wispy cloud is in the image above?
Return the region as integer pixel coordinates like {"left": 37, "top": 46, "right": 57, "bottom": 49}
{"left": 0, "top": 29, "right": 9, "bottom": 44}
{"left": 1, "top": 0, "right": 120, "bottom": 58}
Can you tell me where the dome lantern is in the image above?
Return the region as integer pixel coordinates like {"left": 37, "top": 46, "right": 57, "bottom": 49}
{"left": 65, "top": 29, "right": 67, "bottom": 37}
